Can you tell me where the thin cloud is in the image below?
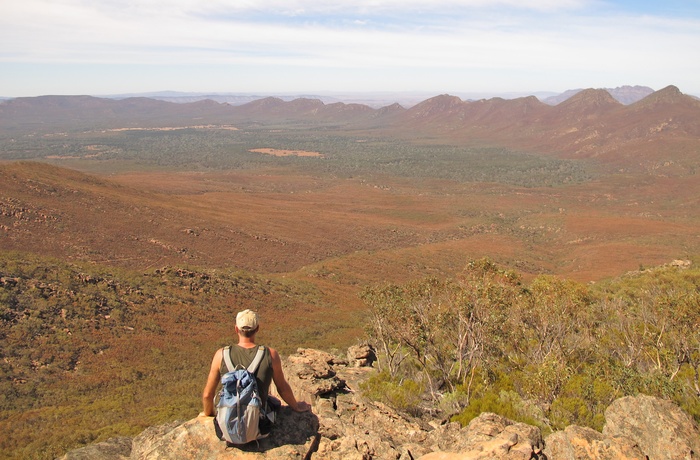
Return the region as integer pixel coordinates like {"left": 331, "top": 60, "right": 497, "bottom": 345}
{"left": 1, "top": 0, "right": 699, "bottom": 95}
{"left": 155, "top": 0, "right": 591, "bottom": 15}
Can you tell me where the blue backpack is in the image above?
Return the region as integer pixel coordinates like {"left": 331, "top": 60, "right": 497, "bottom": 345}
{"left": 215, "top": 345, "right": 266, "bottom": 445}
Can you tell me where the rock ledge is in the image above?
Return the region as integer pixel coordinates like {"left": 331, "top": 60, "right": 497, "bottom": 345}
{"left": 61, "top": 347, "right": 700, "bottom": 460}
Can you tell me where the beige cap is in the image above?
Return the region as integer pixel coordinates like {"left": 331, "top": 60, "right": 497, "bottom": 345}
{"left": 236, "top": 309, "right": 259, "bottom": 330}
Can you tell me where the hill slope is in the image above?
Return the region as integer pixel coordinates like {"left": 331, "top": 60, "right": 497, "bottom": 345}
{"left": 1, "top": 87, "right": 700, "bottom": 459}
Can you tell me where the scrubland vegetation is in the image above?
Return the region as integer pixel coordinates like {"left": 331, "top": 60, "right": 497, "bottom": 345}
{"left": 2, "top": 97, "right": 699, "bottom": 458}
{"left": 0, "top": 251, "right": 339, "bottom": 460}
{"left": 1, "top": 249, "right": 697, "bottom": 459}
{"left": 1, "top": 128, "right": 593, "bottom": 187}
{"left": 362, "top": 258, "right": 700, "bottom": 434}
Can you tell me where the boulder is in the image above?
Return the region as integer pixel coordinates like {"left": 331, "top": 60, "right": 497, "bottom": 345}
{"left": 132, "top": 411, "right": 318, "bottom": 459}
{"left": 347, "top": 344, "right": 377, "bottom": 367}
{"left": 603, "top": 394, "right": 700, "bottom": 460}
{"left": 282, "top": 348, "right": 347, "bottom": 403}
{"left": 129, "top": 421, "right": 183, "bottom": 459}
{"left": 543, "top": 425, "right": 645, "bottom": 460}
{"left": 419, "top": 413, "right": 543, "bottom": 460}
{"left": 310, "top": 358, "right": 430, "bottom": 460}
{"left": 59, "top": 436, "right": 132, "bottom": 460}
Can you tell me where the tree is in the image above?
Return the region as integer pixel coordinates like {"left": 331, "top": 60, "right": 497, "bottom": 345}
{"left": 362, "top": 258, "right": 522, "bottom": 401}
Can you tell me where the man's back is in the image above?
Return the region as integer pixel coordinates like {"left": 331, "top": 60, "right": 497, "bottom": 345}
{"left": 222, "top": 345, "right": 274, "bottom": 407}
{"left": 202, "top": 309, "right": 311, "bottom": 417}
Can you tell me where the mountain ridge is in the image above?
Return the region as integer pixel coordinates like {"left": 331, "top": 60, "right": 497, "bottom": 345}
{"left": 2, "top": 85, "right": 700, "bottom": 173}
{"left": 542, "top": 85, "right": 656, "bottom": 105}
{"left": 0, "top": 85, "right": 700, "bottom": 171}
{"left": 2, "top": 85, "right": 664, "bottom": 107}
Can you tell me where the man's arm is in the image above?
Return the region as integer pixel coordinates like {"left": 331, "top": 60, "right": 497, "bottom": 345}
{"left": 270, "top": 347, "right": 311, "bottom": 412}
{"left": 201, "top": 348, "right": 223, "bottom": 416}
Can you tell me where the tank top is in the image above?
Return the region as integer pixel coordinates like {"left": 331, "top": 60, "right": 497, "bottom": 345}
{"left": 220, "top": 345, "right": 274, "bottom": 407}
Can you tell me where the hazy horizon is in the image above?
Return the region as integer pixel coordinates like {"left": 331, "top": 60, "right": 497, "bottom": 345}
{"left": 4, "top": 85, "right": 697, "bottom": 108}
{"left": 2, "top": 1, "right": 700, "bottom": 98}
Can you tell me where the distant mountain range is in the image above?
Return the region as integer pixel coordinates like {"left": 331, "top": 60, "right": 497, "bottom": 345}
{"left": 1, "top": 85, "right": 675, "bottom": 108}
{"left": 98, "top": 86, "right": 659, "bottom": 107}
{"left": 2, "top": 85, "right": 699, "bottom": 175}
{"left": 541, "top": 85, "right": 655, "bottom": 105}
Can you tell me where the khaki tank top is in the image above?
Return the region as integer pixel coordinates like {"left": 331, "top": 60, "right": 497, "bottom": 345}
{"left": 220, "top": 345, "right": 274, "bottom": 407}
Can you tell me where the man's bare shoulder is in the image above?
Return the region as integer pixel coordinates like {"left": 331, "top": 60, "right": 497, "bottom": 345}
{"left": 267, "top": 347, "right": 281, "bottom": 360}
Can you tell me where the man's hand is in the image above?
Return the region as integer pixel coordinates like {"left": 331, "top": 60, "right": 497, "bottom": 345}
{"left": 292, "top": 401, "right": 311, "bottom": 412}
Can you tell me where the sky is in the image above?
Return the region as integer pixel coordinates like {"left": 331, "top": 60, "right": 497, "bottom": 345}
{"left": 2, "top": 0, "right": 700, "bottom": 98}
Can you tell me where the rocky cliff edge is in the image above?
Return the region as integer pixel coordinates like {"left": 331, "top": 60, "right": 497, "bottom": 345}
{"left": 61, "top": 346, "right": 700, "bottom": 460}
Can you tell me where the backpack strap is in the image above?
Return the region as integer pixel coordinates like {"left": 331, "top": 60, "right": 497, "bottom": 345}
{"left": 221, "top": 345, "right": 265, "bottom": 373}
{"left": 222, "top": 346, "right": 235, "bottom": 372}
{"left": 247, "top": 346, "right": 266, "bottom": 374}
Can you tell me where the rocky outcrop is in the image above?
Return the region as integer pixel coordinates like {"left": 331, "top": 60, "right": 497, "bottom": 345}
{"left": 347, "top": 343, "right": 377, "bottom": 367}
{"left": 60, "top": 348, "right": 700, "bottom": 460}
{"left": 543, "top": 394, "right": 700, "bottom": 460}
{"left": 420, "top": 413, "right": 544, "bottom": 460}
{"left": 282, "top": 348, "right": 347, "bottom": 402}
{"left": 543, "top": 425, "right": 645, "bottom": 460}
{"left": 57, "top": 436, "right": 133, "bottom": 460}
{"left": 603, "top": 394, "right": 700, "bottom": 460}
{"left": 131, "top": 410, "right": 319, "bottom": 459}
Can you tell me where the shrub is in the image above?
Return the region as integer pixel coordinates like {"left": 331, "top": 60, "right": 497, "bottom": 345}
{"left": 450, "top": 389, "right": 547, "bottom": 433}
{"left": 360, "top": 370, "right": 423, "bottom": 415}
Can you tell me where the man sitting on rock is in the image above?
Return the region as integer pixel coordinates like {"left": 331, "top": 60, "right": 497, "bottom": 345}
{"left": 201, "top": 309, "right": 311, "bottom": 422}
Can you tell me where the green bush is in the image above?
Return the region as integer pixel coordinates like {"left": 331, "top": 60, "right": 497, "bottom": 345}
{"left": 362, "top": 258, "right": 700, "bottom": 431}
{"left": 450, "top": 389, "right": 547, "bottom": 433}
{"left": 548, "top": 369, "right": 615, "bottom": 431}
{"left": 360, "top": 370, "right": 423, "bottom": 415}
{"left": 451, "top": 390, "right": 517, "bottom": 425}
